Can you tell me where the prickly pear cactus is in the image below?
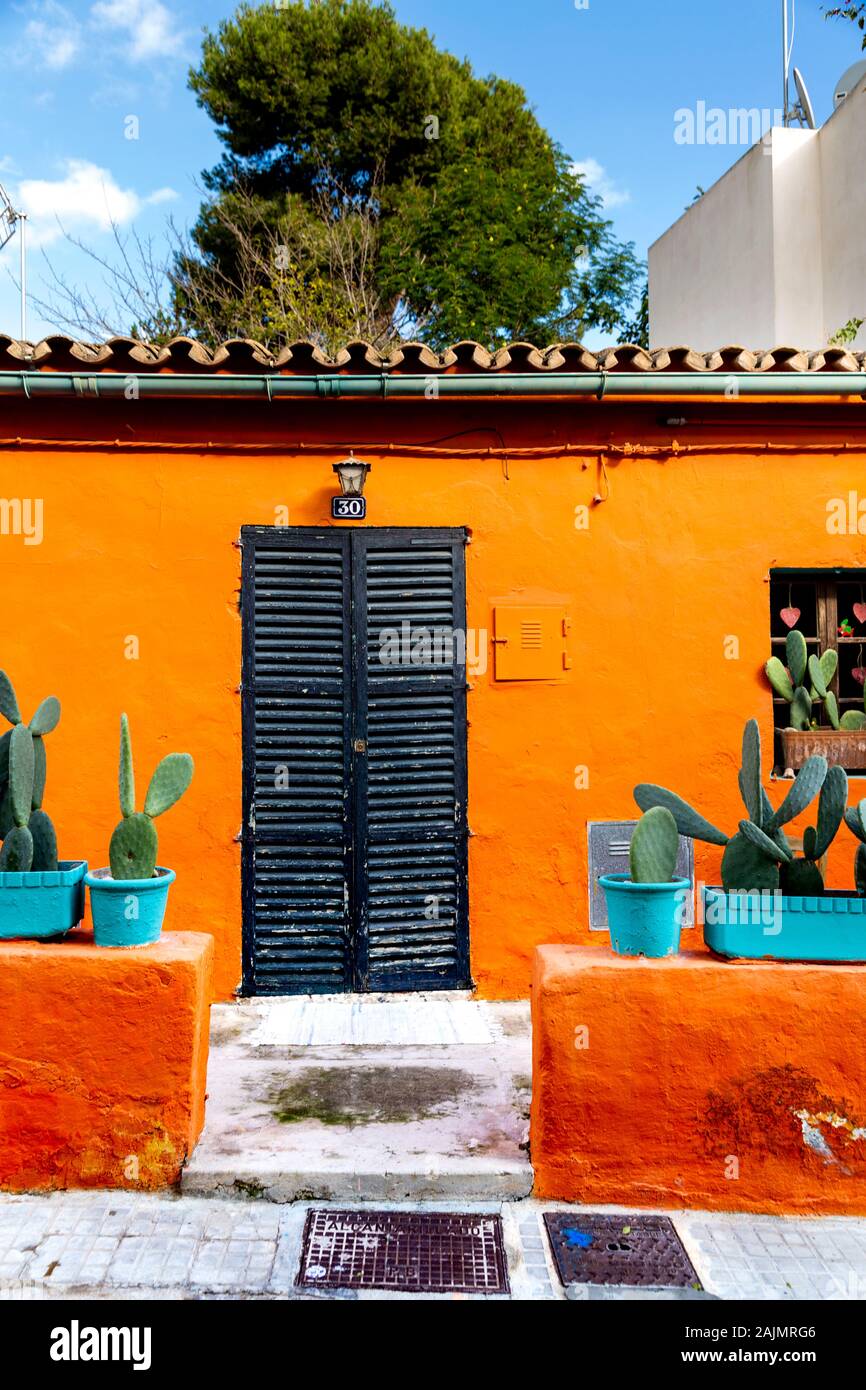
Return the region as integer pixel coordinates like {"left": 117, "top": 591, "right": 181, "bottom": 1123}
{"left": 0, "top": 673, "right": 62, "bottom": 871}
{"left": 738, "top": 818, "right": 791, "bottom": 862}
{"left": 0, "top": 824, "right": 34, "bottom": 872}
{"left": 766, "top": 755, "right": 828, "bottom": 832}
{"left": 633, "top": 785, "right": 728, "bottom": 846}
{"left": 8, "top": 724, "right": 35, "bottom": 828}
{"left": 629, "top": 806, "right": 679, "bottom": 884}
{"left": 765, "top": 657, "right": 794, "bottom": 702}
{"left": 780, "top": 857, "right": 825, "bottom": 896}
{"left": 721, "top": 831, "right": 780, "bottom": 892}
{"left": 107, "top": 714, "right": 194, "bottom": 880}
{"left": 766, "top": 637, "right": 840, "bottom": 731}
{"left": 637, "top": 719, "right": 832, "bottom": 896}
{"left": 0, "top": 672, "right": 21, "bottom": 726}
{"left": 144, "top": 754, "right": 194, "bottom": 818}
{"left": 110, "top": 811, "right": 159, "bottom": 881}
{"left": 790, "top": 686, "right": 813, "bottom": 731}
{"left": 739, "top": 720, "right": 763, "bottom": 824}
{"left": 813, "top": 764, "right": 848, "bottom": 859}
{"left": 786, "top": 630, "right": 808, "bottom": 688}
{"left": 28, "top": 809, "right": 58, "bottom": 873}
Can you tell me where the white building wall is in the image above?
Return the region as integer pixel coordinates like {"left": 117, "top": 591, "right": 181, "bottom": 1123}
{"left": 648, "top": 76, "right": 866, "bottom": 350}
{"left": 818, "top": 82, "right": 866, "bottom": 346}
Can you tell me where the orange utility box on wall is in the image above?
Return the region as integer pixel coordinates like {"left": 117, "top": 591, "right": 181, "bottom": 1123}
{"left": 492, "top": 605, "right": 571, "bottom": 680}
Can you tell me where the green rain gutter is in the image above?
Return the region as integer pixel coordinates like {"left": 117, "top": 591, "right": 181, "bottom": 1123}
{"left": 0, "top": 371, "right": 864, "bottom": 399}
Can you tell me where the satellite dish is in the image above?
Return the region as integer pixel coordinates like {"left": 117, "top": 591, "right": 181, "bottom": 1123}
{"left": 792, "top": 67, "right": 817, "bottom": 130}
{"left": 834, "top": 58, "right": 866, "bottom": 109}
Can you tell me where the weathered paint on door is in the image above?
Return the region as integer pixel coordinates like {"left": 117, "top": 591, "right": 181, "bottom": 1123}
{"left": 241, "top": 527, "right": 470, "bottom": 994}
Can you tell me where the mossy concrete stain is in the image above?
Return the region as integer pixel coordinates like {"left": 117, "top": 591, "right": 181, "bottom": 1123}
{"left": 269, "top": 1065, "right": 477, "bottom": 1128}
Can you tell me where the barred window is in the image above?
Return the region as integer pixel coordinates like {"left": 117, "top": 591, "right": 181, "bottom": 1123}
{"left": 769, "top": 568, "right": 866, "bottom": 773}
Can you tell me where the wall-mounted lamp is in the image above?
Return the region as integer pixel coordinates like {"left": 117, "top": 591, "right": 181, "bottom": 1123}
{"left": 333, "top": 452, "right": 372, "bottom": 497}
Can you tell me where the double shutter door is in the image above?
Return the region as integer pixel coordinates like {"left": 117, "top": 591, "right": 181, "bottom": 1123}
{"left": 241, "top": 527, "right": 470, "bottom": 994}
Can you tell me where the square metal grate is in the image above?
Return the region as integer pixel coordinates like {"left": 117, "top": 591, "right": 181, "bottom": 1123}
{"left": 298, "top": 1209, "right": 510, "bottom": 1295}
{"left": 543, "top": 1213, "right": 700, "bottom": 1289}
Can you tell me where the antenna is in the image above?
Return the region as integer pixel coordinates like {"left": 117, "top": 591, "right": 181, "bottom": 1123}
{"left": 782, "top": 0, "right": 791, "bottom": 125}
{"left": 782, "top": 1, "right": 817, "bottom": 130}
{"left": 0, "top": 181, "right": 27, "bottom": 341}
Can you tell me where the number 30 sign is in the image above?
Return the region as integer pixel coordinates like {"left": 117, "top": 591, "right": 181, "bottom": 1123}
{"left": 331, "top": 496, "right": 367, "bottom": 520}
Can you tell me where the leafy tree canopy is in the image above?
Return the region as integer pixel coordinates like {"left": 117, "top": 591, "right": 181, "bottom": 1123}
{"left": 826, "top": 4, "right": 866, "bottom": 47}
{"left": 186, "top": 0, "right": 644, "bottom": 349}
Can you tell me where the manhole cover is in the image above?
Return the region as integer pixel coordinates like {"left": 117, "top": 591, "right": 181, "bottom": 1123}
{"left": 543, "top": 1213, "right": 700, "bottom": 1289}
{"left": 298, "top": 1210, "right": 510, "bottom": 1295}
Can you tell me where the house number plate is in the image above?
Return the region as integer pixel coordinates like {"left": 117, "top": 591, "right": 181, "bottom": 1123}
{"left": 332, "top": 496, "right": 367, "bottom": 520}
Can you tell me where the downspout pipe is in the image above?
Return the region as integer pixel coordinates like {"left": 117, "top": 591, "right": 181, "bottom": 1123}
{"left": 0, "top": 372, "right": 864, "bottom": 400}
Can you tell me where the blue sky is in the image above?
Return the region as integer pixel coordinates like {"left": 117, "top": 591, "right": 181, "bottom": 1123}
{"left": 0, "top": 0, "right": 860, "bottom": 343}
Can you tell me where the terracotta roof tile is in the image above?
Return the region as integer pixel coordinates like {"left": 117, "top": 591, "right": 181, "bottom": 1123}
{"left": 541, "top": 343, "right": 599, "bottom": 372}
{"left": 650, "top": 347, "right": 710, "bottom": 372}
{"left": 705, "top": 347, "right": 759, "bottom": 372}
{"left": 0, "top": 336, "right": 863, "bottom": 375}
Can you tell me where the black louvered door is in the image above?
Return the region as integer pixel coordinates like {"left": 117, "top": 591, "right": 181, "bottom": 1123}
{"left": 241, "top": 527, "right": 469, "bottom": 995}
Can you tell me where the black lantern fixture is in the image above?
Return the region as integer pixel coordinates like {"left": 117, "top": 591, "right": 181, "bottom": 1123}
{"left": 331, "top": 452, "right": 371, "bottom": 519}
{"left": 333, "top": 452, "right": 371, "bottom": 497}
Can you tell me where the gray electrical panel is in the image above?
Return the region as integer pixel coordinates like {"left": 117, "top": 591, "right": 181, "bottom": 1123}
{"left": 587, "top": 820, "right": 695, "bottom": 931}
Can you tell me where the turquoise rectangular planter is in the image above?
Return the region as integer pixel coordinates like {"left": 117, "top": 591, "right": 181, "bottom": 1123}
{"left": 702, "top": 887, "right": 866, "bottom": 962}
{"left": 0, "top": 860, "right": 87, "bottom": 940}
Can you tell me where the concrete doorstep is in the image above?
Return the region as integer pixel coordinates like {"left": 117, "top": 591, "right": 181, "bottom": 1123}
{"left": 182, "top": 996, "right": 533, "bottom": 1203}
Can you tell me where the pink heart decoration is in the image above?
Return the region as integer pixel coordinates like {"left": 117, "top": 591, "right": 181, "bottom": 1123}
{"left": 780, "top": 607, "right": 801, "bottom": 629}
{"left": 853, "top": 668, "right": 866, "bottom": 686}
{"left": 854, "top": 603, "right": 866, "bottom": 624}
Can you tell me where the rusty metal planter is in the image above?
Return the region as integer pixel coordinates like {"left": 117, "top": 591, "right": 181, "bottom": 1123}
{"left": 780, "top": 727, "right": 866, "bottom": 772}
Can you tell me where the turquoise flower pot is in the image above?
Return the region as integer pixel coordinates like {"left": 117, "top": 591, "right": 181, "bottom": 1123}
{"left": 600, "top": 873, "right": 691, "bottom": 958}
{"left": 0, "top": 860, "right": 87, "bottom": 940}
{"left": 86, "top": 866, "right": 176, "bottom": 948}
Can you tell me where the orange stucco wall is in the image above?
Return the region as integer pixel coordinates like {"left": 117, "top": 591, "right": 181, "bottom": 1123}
{"left": 531, "top": 945, "right": 866, "bottom": 1214}
{"left": 2, "top": 393, "right": 865, "bottom": 999}
{"left": 0, "top": 930, "right": 212, "bottom": 1190}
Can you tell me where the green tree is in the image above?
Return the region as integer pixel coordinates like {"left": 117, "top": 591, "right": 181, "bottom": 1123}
{"left": 826, "top": 4, "right": 866, "bottom": 46}
{"left": 185, "top": 0, "right": 643, "bottom": 349}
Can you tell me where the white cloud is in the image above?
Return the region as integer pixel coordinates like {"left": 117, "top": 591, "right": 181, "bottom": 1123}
{"left": 90, "top": 0, "right": 184, "bottom": 62}
{"left": 16, "top": 159, "right": 177, "bottom": 246}
{"left": 572, "top": 158, "right": 631, "bottom": 210}
{"left": 23, "top": 1, "right": 81, "bottom": 70}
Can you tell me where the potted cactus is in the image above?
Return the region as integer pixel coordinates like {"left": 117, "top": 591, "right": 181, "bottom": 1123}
{"left": 599, "top": 806, "right": 690, "bottom": 958}
{"left": 0, "top": 672, "right": 86, "bottom": 940}
{"left": 86, "top": 714, "right": 193, "bottom": 948}
{"left": 635, "top": 718, "right": 866, "bottom": 961}
{"left": 766, "top": 630, "right": 866, "bottom": 772}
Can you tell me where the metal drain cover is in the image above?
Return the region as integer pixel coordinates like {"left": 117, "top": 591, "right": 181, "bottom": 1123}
{"left": 543, "top": 1213, "right": 700, "bottom": 1289}
{"left": 298, "top": 1209, "right": 510, "bottom": 1295}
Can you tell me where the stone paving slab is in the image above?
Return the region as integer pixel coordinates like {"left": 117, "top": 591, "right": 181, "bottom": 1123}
{"left": 237, "top": 995, "right": 517, "bottom": 1047}
{"left": 3, "top": 1192, "right": 866, "bottom": 1301}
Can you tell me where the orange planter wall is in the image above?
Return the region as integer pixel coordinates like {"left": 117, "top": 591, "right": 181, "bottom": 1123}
{"left": 2, "top": 393, "right": 866, "bottom": 999}
{"left": 531, "top": 945, "right": 866, "bottom": 1214}
{"left": 0, "top": 931, "right": 212, "bottom": 1191}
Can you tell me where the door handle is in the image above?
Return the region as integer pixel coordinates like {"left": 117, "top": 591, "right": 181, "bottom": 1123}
{"left": 353, "top": 738, "right": 367, "bottom": 753}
